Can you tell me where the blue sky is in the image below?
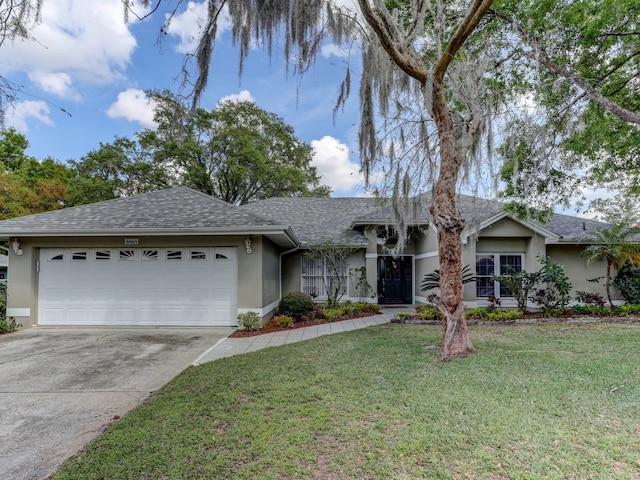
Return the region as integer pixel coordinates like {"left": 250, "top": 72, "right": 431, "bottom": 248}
{"left": 2, "top": 0, "right": 367, "bottom": 196}
{"left": 1, "top": 1, "right": 611, "bottom": 217}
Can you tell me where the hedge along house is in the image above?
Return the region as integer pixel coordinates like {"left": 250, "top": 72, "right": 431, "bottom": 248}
{"left": 0, "top": 186, "right": 624, "bottom": 328}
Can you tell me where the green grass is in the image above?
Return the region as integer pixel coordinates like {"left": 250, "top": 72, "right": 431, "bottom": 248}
{"left": 53, "top": 323, "right": 640, "bottom": 479}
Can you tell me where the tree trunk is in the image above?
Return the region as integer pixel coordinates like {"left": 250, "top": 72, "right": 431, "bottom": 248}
{"left": 605, "top": 260, "right": 613, "bottom": 308}
{"left": 429, "top": 76, "right": 475, "bottom": 361}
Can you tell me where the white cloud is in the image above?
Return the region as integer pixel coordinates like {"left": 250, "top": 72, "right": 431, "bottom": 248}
{"left": 5, "top": 101, "right": 53, "bottom": 133}
{"left": 321, "top": 44, "right": 350, "bottom": 59}
{"left": 310, "top": 136, "right": 362, "bottom": 193}
{"left": 166, "top": 1, "right": 232, "bottom": 54}
{"left": 0, "top": 0, "right": 137, "bottom": 96}
{"left": 106, "top": 89, "right": 158, "bottom": 128}
{"left": 29, "top": 71, "right": 79, "bottom": 99}
{"left": 218, "top": 90, "right": 255, "bottom": 104}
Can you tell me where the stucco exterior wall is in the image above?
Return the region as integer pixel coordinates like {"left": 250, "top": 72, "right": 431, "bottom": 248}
{"left": 260, "top": 237, "right": 280, "bottom": 315}
{"left": 281, "top": 251, "right": 303, "bottom": 295}
{"left": 6, "top": 235, "right": 268, "bottom": 327}
{"left": 546, "top": 244, "right": 623, "bottom": 301}
{"left": 415, "top": 226, "right": 439, "bottom": 304}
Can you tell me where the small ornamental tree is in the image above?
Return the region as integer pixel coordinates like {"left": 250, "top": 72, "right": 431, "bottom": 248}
{"left": 305, "top": 242, "right": 358, "bottom": 309}
{"left": 582, "top": 226, "right": 640, "bottom": 307}
{"left": 493, "top": 269, "right": 541, "bottom": 313}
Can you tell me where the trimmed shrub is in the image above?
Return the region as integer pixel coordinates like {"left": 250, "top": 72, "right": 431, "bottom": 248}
{"left": 269, "top": 314, "right": 294, "bottom": 328}
{"left": 415, "top": 304, "right": 442, "bottom": 320}
{"left": 613, "top": 261, "right": 640, "bottom": 304}
{"left": 618, "top": 304, "right": 640, "bottom": 315}
{"left": 237, "top": 311, "right": 262, "bottom": 331}
{"left": 357, "top": 303, "right": 381, "bottom": 313}
{"left": 572, "top": 305, "right": 613, "bottom": 316}
{"left": 279, "top": 292, "right": 314, "bottom": 320}
{"left": 466, "top": 308, "right": 524, "bottom": 321}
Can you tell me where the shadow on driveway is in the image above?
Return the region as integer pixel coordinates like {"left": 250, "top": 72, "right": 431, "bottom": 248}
{"left": 0, "top": 327, "right": 231, "bottom": 480}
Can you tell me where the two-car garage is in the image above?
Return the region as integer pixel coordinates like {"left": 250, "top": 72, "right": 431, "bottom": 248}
{"left": 37, "top": 247, "right": 238, "bottom": 327}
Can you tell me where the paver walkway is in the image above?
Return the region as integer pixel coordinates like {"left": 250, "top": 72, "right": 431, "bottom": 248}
{"left": 193, "top": 309, "right": 398, "bottom": 365}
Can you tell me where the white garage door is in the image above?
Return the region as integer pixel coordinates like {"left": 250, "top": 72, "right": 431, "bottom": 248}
{"left": 38, "top": 247, "right": 238, "bottom": 326}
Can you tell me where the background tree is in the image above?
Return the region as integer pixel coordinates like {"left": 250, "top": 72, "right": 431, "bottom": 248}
{"left": 138, "top": 92, "right": 330, "bottom": 205}
{"left": 67, "top": 137, "right": 168, "bottom": 206}
{"left": 491, "top": 0, "right": 640, "bottom": 217}
{"left": 582, "top": 226, "right": 640, "bottom": 307}
{"left": 0, "top": 128, "right": 71, "bottom": 218}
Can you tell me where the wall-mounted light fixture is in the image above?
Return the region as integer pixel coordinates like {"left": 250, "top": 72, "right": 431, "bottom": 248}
{"left": 244, "top": 236, "right": 252, "bottom": 254}
{"left": 12, "top": 238, "right": 23, "bottom": 256}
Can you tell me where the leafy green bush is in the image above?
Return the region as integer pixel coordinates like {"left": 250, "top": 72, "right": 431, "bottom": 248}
{"left": 269, "top": 314, "right": 294, "bottom": 328}
{"left": 466, "top": 308, "right": 523, "bottom": 321}
{"left": 356, "top": 303, "right": 381, "bottom": 313}
{"left": 279, "top": 292, "right": 314, "bottom": 320}
{"left": 0, "top": 316, "right": 20, "bottom": 334}
{"left": 613, "top": 261, "right": 640, "bottom": 304}
{"left": 618, "top": 304, "right": 640, "bottom": 315}
{"left": 0, "top": 283, "right": 6, "bottom": 322}
{"left": 572, "top": 305, "right": 612, "bottom": 316}
{"left": 321, "top": 308, "right": 345, "bottom": 320}
{"left": 529, "top": 255, "right": 573, "bottom": 314}
{"left": 237, "top": 311, "right": 262, "bottom": 331}
{"left": 415, "top": 304, "right": 442, "bottom": 320}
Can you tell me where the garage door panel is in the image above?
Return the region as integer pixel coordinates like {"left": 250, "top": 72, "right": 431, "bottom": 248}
{"left": 39, "top": 247, "right": 238, "bottom": 326}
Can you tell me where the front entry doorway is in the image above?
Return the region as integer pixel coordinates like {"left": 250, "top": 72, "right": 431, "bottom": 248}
{"left": 377, "top": 256, "right": 413, "bottom": 305}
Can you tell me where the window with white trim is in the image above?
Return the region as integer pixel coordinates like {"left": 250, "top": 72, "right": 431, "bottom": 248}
{"left": 301, "top": 257, "right": 348, "bottom": 299}
{"left": 475, "top": 253, "right": 524, "bottom": 298}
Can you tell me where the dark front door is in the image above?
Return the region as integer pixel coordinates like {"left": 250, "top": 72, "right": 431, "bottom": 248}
{"left": 378, "top": 256, "right": 412, "bottom": 304}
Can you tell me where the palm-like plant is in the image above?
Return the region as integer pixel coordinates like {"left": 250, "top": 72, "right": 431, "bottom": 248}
{"left": 582, "top": 225, "right": 640, "bottom": 307}
{"left": 420, "top": 265, "right": 476, "bottom": 292}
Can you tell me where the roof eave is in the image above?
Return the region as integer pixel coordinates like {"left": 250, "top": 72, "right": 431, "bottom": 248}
{"left": 0, "top": 225, "right": 300, "bottom": 247}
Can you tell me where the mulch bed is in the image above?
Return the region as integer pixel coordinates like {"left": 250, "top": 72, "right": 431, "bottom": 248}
{"left": 229, "top": 312, "right": 378, "bottom": 338}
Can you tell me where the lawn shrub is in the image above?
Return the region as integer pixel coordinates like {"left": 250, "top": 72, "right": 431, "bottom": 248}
{"left": 0, "top": 285, "right": 18, "bottom": 334}
{"left": 613, "top": 261, "right": 640, "bottom": 304}
{"left": 415, "top": 304, "right": 442, "bottom": 320}
{"left": 237, "top": 311, "right": 262, "bottom": 331}
{"left": 268, "top": 314, "right": 294, "bottom": 328}
{"left": 279, "top": 292, "right": 314, "bottom": 320}
{"left": 321, "top": 308, "right": 344, "bottom": 320}
{"left": 356, "top": 302, "right": 381, "bottom": 313}
{"left": 618, "top": 303, "right": 640, "bottom": 315}
{"left": 466, "top": 308, "right": 524, "bottom": 321}
{"left": 575, "top": 291, "right": 606, "bottom": 307}
{"left": 572, "top": 305, "right": 612, "bottom": 316}
{"left": 0, "top": 283, "right": 6, "bottom": 322}
{"left": 0, "top": 317, "right": 20, "bottom": 334}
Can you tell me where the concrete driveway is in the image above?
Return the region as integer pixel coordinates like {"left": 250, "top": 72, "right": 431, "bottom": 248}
{"left": 0, "top": 327, "right": 231, "bottom": 480}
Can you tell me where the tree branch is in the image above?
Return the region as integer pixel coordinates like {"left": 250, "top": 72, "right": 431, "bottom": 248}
{"left": 491, "top": 8, "right": 640, "bottom": 125}
{"left": 357, "top": 0, "right": 428, "bottom": 83}
{"left": 434, "top": 0, "right": 494, "bottom": 80}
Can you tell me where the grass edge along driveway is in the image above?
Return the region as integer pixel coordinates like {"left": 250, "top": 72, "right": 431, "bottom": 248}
{"left": 53, "top": 323, "right": 640, "bottom": 480}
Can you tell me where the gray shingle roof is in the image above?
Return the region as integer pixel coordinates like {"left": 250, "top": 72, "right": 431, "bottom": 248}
{"left": 241, "top": 193, "right": 615, "bottom": 245}
{"left": 238, "top": 197, "right": 385, "bottom": 245}
{"left": 0, "top": 185, "right": 618, "bottom": 245}
{"left": 0, "top": 187, "right": 283, "bottom": 235}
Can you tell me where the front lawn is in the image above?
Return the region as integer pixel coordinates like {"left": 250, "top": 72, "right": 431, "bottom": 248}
{"left": 53, "top": 323, "right": 640, "bottom": 479}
